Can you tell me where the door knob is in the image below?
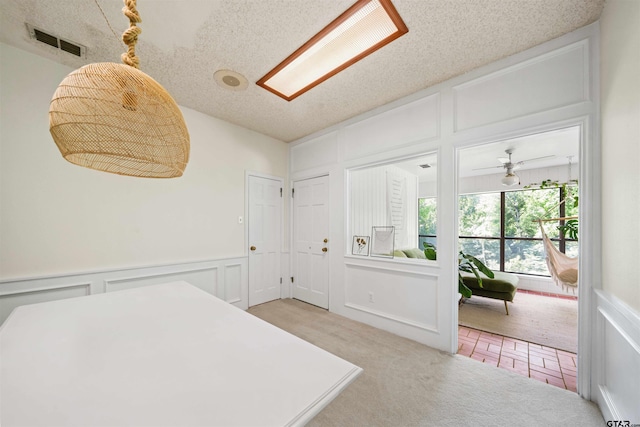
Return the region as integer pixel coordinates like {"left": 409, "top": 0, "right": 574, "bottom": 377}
{"left": 322, "top": 247, "right": 328, "bottom": 252}
{"left": 250, "top": 246, "right": 256, "bottom": 251}
{"left": 323, "top": 238, "right": 328, "bottom": 243}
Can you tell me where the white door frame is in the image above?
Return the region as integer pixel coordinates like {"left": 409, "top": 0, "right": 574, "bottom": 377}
{"left": 245, "top": 171, "right": 285, "bottom": 305}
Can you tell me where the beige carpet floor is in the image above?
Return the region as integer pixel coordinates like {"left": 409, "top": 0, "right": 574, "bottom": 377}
{"left": 248, "top": 298, "right": 601, "bottom": 427}
{"left": 458, "top": 292, "right": 578, "bottom": 353}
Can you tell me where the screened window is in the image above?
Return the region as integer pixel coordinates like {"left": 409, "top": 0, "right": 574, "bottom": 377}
{"left": 348, "top": 153, "right": 437, "bottom": 258}
{"left": 459, "top": 186, "right": 578, "bottom": 276}
{"left": 458, "top": 193, "right": 500, "bottom": 269}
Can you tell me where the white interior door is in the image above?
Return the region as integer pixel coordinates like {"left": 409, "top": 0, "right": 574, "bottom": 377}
{"left": 248, "top": 175, "right": 282, "bottom": 307}
{"left": 293, "top": 175, "right": 330, "bottom": 309}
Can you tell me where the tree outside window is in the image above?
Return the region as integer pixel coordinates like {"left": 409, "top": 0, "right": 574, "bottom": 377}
{"left": 458, "top": 187, "right": 578, "bottom": 276}
{"left": 418, "top": 198, "right": 437, "bottom": 249}
{"left": 459, "top": 193, "right": 501, "bottom": 270}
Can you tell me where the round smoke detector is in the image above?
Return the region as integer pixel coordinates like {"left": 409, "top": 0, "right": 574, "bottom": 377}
{"left": 213, "top": 69, "right": 248, "bottom": 91}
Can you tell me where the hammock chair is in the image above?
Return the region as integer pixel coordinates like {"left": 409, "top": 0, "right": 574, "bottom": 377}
{"left": 537, "top": 219, "right": 578, "bottom": 292}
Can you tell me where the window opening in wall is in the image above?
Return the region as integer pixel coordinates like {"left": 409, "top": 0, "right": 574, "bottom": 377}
{"left": 348, "top": 152, "right": 437, "bottom": 260}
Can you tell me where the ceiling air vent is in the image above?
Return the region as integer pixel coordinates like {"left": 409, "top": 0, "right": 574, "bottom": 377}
{"left": 26, "top": 23, "right": 86, "bottom": 58}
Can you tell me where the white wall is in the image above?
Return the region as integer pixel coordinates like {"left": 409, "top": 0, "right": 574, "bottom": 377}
{"left": 595, "top": 0, "right": 640, "bottom": 423}
{"left": 289, "top": 12, "right": 640, "bottom": 422}
{"left": 0, "top": 43, "right": 289, "bottom": 280}
{"left": 291, "top": 25, "right": 601, "bottom": 356}
{"left": 0, "top": 257, "right": 249, "bottom": 324}
{"left": 600, "top": 0, "right": 640, "bottom": 313}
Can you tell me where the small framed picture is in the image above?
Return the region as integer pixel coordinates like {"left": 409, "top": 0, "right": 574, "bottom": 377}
{"left": 352, "top": 235, "right": 370, "bottom": 256}
{"left": 371, "top": 226, "right": 395, "bottom": 258}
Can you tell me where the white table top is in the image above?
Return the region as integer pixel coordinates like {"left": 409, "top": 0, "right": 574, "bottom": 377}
{"left": 0, "top": 281, "right": 362, "bottom": 426}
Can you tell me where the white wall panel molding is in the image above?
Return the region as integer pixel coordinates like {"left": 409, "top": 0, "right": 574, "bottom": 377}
{"left": 593, "top": 289, "right": 640, "bottom": 423}
{"left": 290, "top": 167, "right": 335, "bottom": 183}
{"left": 0, "top": 282, "right": 91, "bottom": 297}
{"left": 343, "top": 143, "right": 441, "bottom": 177}
{"left": 103, "top": 266, "right": 219, "bottom": 293}
{"left": 343, "top": 94, "right": 440, "bottom": 161}
{"left": 289, "top": 23, "right": 599, "bottom": 359}
{"left": 223, "top": 262, "right": 244, "bottom": 306}
{"left": 343, "top": 262, "right": 440, "bottom": 344}
{"left": 0, "top": 257, "right": 249, "bottom": 324}
{"left": 0, "top": 257, "right": 244, "bottom": 284}
{"left": 344, "top": 303, "right": 438, "bottom": 334}
{"left": 453, "top": 40, "right": 589, "bottom": 132}
{"left": 344, "top": 256, "right": 438, "bottom": 277}
{"left": 0, "top": 282, "right": 91, "bottom": 325}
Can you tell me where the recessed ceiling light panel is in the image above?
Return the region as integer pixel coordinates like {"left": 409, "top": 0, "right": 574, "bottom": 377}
{"left": 257, "top": 0, "right": 408, "bottom": 101}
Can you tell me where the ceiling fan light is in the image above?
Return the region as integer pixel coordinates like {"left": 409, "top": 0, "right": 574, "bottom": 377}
{"left": 501, "top": 173, "right": 520, "bottom": 186}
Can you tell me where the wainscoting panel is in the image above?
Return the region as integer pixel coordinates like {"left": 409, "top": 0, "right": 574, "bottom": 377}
{"left": 104, "top": 267, "right": 218, "bottom": 294}
{"left": 223, "top": 262, "right": 244, "bottom": 307}
{"left": 0, "top": 282, "right": 90, "bottom": 325}
{"left": 0, "top": 257, "right": 248, "bottom": 325}
{"left": 594, "top": 289, "right": 640, "bottom": 423}
{"left": 453, "top": 40, "right": 588, "bottom": 132}
{"left": 343, "top": 259, "right": 439, "bottom": 344}
{"left": 343, "top": 94, "right": 440, "bottom": 161}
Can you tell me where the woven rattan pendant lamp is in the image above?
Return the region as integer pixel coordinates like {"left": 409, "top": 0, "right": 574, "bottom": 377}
{"left": 49, "top": 0, "right": 190, "bottom": 178}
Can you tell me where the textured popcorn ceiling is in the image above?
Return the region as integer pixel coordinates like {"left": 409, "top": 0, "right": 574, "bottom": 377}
{"left": 0, "top": 0, "right": 604, "bottom": 143}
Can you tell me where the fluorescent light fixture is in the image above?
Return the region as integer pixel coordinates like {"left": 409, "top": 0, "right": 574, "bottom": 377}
{"left": 257, "top": 0, "right": 408, "bottom": 101}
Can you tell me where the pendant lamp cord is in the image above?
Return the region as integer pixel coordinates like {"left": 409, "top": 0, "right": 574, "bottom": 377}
{"left": 121, "top": 0, "right": 142, "bottom": 69}
{"left": 93, "top": 0, "right": 127, "bottom": 50}
{"left": 93, "top": 0, "right": 141, "bottom": 68}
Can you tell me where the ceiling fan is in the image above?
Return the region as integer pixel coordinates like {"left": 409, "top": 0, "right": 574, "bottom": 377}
{"left": 475, "top": 149, "right": 555, "bottom": 186}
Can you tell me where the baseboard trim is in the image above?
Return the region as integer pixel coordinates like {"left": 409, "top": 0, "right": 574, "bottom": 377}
{"left": 344, "top": 302, "right": 439, "bottom": 334}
